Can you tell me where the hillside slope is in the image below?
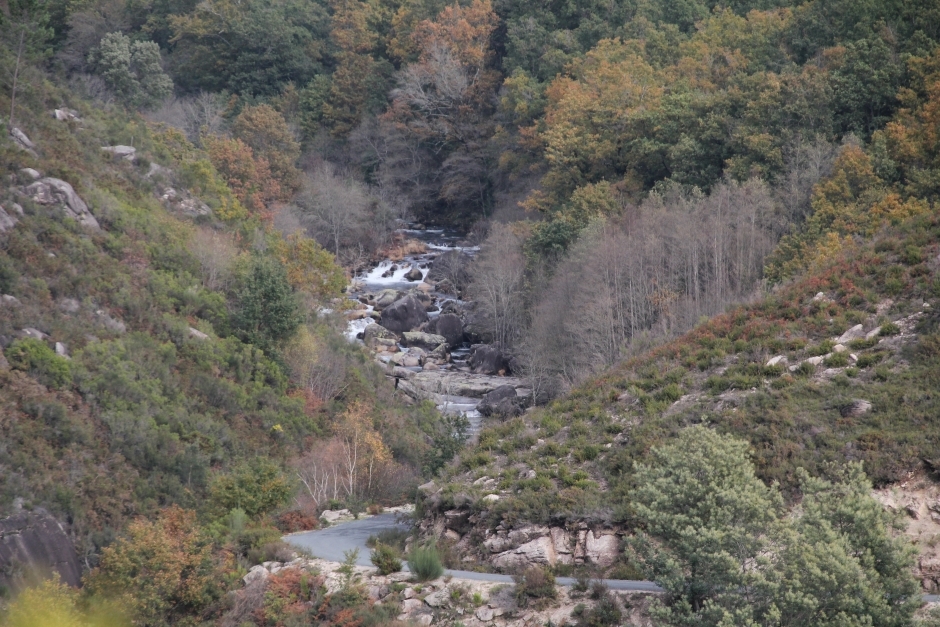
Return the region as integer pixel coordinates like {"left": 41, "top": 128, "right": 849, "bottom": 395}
{"left": 419, "top": 211, "right": 940, "bottom": 581}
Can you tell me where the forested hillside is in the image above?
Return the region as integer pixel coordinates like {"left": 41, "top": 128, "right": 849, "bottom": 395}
{"left": 3, "top": 0, "right": 940, "bottom": 625}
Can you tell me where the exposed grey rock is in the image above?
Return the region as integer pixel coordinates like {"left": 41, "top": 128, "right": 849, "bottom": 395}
{"left": 583, "top": 531, "right": 619, "bottom": 567}
{"left": 54, "top": 342, "right": 68, "bottom": 357}
{"left": 401, "top": 331, "right": 447, "bottom": 352}
{"left": 405, "top": 265, "right": 423, "bottom": 281}
{"left": 425, "top": 313, "right": 463, "bottom": 347}
{"left": 443, "top": 509, "right": 472, "bottom": 534}
{"left": 10, "top": 127, "right": 35, "bottom": 151}
{"left": 766, "top": 355, "right": 787, "bottom": 367}
{"left": 243, "top": 564, "right": 270, "bottom": 585}
{"left": 424, "top": 589, "right": 448, "bottom": 607}
{"left": 836, "top": 324, "right": 865, "bottom": 343}
{"left": 58, "top": 298, "right": 80, "bottom": 313}
{"left": 493, "top": 536, "right": 555, "bottom": 568}
{"left": 1, "top": 295, "right": 19, "bottom": 306}
{"left": 189, "top": 327, "right": 209, "bottom": 340}
{"left": 95, "top": 310, "right": 126, "bottom": 333}
{"left": 19, "top": 168, "right": 40, "bottom": 180}
{"left": 402, "top": 371, "right": 527, "bottom": 399}
{"left": 379, "top": 294, "right": 428, "bottom": 334}
{"left": 101, "top": 145, "right": 137, "bottom": 160}
{"left": 53, "top": 108, "right": 81, "bottom": 122}
{"left": 0, "top": 509, "right": 82, "bottom": 589}
{"left": 24, "top": 178, "right": 100, "bottom": 229}
{"left": 478, "top": 385, "right": 523, "bottom": 418}
{"left": 475, "top": 607, "right": 494, "bottom": 622}
{"left": 0, "top": 205, "right": 18, "bottom": 233}
{"left": 840, "top": 399, "right": 872, "bottom": 418}
{"left": 363, "top": 322, "right": 398, "bottom": 349}
{"left": 374, "top": 289, "right": 403, "bottom": 309}
{"left": 417, "top": 481, "right": 438, "bottom": 495}
{"left": 18, "top": 328, "right": 48, "bottom": 341}
{"left": 469, "top": 344, "right": 510, "bottom": 375}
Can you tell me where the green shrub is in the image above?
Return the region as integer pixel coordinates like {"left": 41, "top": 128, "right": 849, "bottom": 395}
{"left": 857, "top": 352, "right": 886, "bottom": 368}
{"left": 462, "top": 451, "right": 493, "bottom": 470}
{"left": 370, "top": 543, "right": 402, "bottom": 575}
{"left": 807, "top": 340, "right": 835, "bottom": 356}
{"left": 574, "top": 445, "right": 601, "bottom": 463}
{"left": 848, "top": 337, "right": 879, "bottom": 350}
{"left": 5, "top": 338, "right": 72, "bottom": 388}
{"left": 823, "top": 352, "right": 849, "bottom": 367}
{"left": 880, "top": 321, "right": 901, "bottom": 336}
{"left": 901, "top": 245, "right": 924, "bottom": 265}
{"left": 575, "top": 595, "right": 622, "bottom": 627}
{"left": 408, "top": 545, "right": 444, "bottom": 581}
{"left": 367, "top": 528, "right": 409, "bottom": 552}
{"left": 513, "top": 565, "right": 556, "bottom": 607}
{"left": 795, "top": 361, "right": 816, "bottom": 377}
{"left": 655, "top": 383, "right": 683, "bottom": 403}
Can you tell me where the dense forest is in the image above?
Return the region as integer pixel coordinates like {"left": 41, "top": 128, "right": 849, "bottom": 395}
{"left": 3, "top": 0, "right": 940, "bottom": 624}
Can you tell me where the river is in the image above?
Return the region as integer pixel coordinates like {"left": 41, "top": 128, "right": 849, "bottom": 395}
{"left": 340, "top": 225, "right": 527, "bottom": 436}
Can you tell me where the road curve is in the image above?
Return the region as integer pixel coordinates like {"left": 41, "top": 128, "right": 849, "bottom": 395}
{"left": 285, "top": 513, "right": 664, "bottom": 593}
{"left": 284, "top": 514, "right": 940, "bottom": 601}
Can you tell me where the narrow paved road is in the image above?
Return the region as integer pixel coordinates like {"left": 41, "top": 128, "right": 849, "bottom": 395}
{"left": 286, "top": 514, "right": 940, "bottom": 601}
{"left": 285, "top": 513, "right": 663, "bottom": 592}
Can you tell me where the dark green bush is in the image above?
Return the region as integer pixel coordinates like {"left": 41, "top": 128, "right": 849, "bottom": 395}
{"left": 824, "top": 352, "right": 849, "bottom": 367}
{"left": 5, "top": 338, "right": 72, "bottom": 388}
{"left": 370, "top": 543, "right": 402, "bottom": 575}
{"left": 408, "top": 545, "right": 443, "bottom": 581}
{"left": 849, "top": 337, "right": 879, "bottom": 350}
{"left": 857, "top": 352, "right": 887, "bottom": 368}
{"left": 880, "top": 321, "right": 901, "bottom": 336}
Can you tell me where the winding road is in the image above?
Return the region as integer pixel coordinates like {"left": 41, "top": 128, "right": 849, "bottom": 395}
{"left": 285, "top": 513, "right": 663, "bottom": 593}
{"left": 285, "top": 514, "right": 940, "bottom": 601}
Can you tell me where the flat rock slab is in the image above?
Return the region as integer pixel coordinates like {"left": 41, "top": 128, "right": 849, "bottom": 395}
{"left": 404, "top": 371, "right": 527, "bottom": 399}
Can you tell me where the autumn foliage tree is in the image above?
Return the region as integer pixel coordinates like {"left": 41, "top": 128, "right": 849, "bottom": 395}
{"left": 232, "top": 104, "right": 302, "bottom": 195}
{"left": 84, "top": 507, "right": 222, "bottom": 626}
{"left": 204, "top": 135, "right": 281, "bottom": 218}
{"left": 382, "top": 0, "right": 501, "bottom": 219}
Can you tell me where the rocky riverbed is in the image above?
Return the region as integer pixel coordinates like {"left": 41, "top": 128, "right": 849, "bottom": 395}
{"left": 341, "top": 227, "right": 531, "bottom": 436}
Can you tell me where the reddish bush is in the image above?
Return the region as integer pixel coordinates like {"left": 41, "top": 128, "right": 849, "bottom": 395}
{"left": 276, "top": 510, "right": 320, "bottom": 533}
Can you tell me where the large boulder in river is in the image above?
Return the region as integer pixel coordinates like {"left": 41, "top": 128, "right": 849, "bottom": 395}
{"left": 478, "top": 385, "right": 523, "bottom": 418}
{"left": 402, "top": 331, "right": 447, "bottom": 352}
{"left": 379, "top": 295, "right": 428, "bottom": 334}
{"left": 374, "top": 289, "right": 403, "bottom": 310}
{"left": 363, "top": 323, "right": 398, "bottom": 349}
{"left": 425, "top": 313, "right": 463, "bottom": 347}
{"left": 469, "top": 344, "right": 509, "bottom": 375}
{"left": 404, "top": 265, "right": 423, "bottom": 281}
{"left": 24, "top": 178, "right": 100, "bottom": 229}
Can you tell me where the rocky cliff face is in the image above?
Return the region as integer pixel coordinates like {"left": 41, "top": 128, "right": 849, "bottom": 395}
{"left": 416, "top": 484, "right": 622, "bottom": 573}
{"left": 0, "top": 508, "right": 82, "bottom": 590}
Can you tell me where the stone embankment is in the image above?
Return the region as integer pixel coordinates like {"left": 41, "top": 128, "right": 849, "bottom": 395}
{"left": 233, "top": 555, "right": 656, "bottom": 627}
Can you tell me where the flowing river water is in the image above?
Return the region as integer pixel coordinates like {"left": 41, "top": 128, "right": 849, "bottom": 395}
{"left": 340, "top": 226, "right": 527, "bottom": 437}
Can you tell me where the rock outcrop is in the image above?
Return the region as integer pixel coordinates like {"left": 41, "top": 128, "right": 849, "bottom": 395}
{"left": 379, "top": 294, "right": 428, "bottom": 334}
{"left": 477, "top": 385, "right": 523, "bottom": 418}
{"left": 424, "top": 313, "right": 464, "bottom": 348}
{"left": 402, "top": 331, "right": 447, "bottom": 352}
{"left": 0, "top": 509, "right": 82, "bottom": 590}
{"left": 469, "top": 344, "right": 509, "bottom": 375}
{"left": 24, "top": 178, "right": 100, "bottom": 229}
{"left": 0, "top": 205, "right": 18, "bottom": 233}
